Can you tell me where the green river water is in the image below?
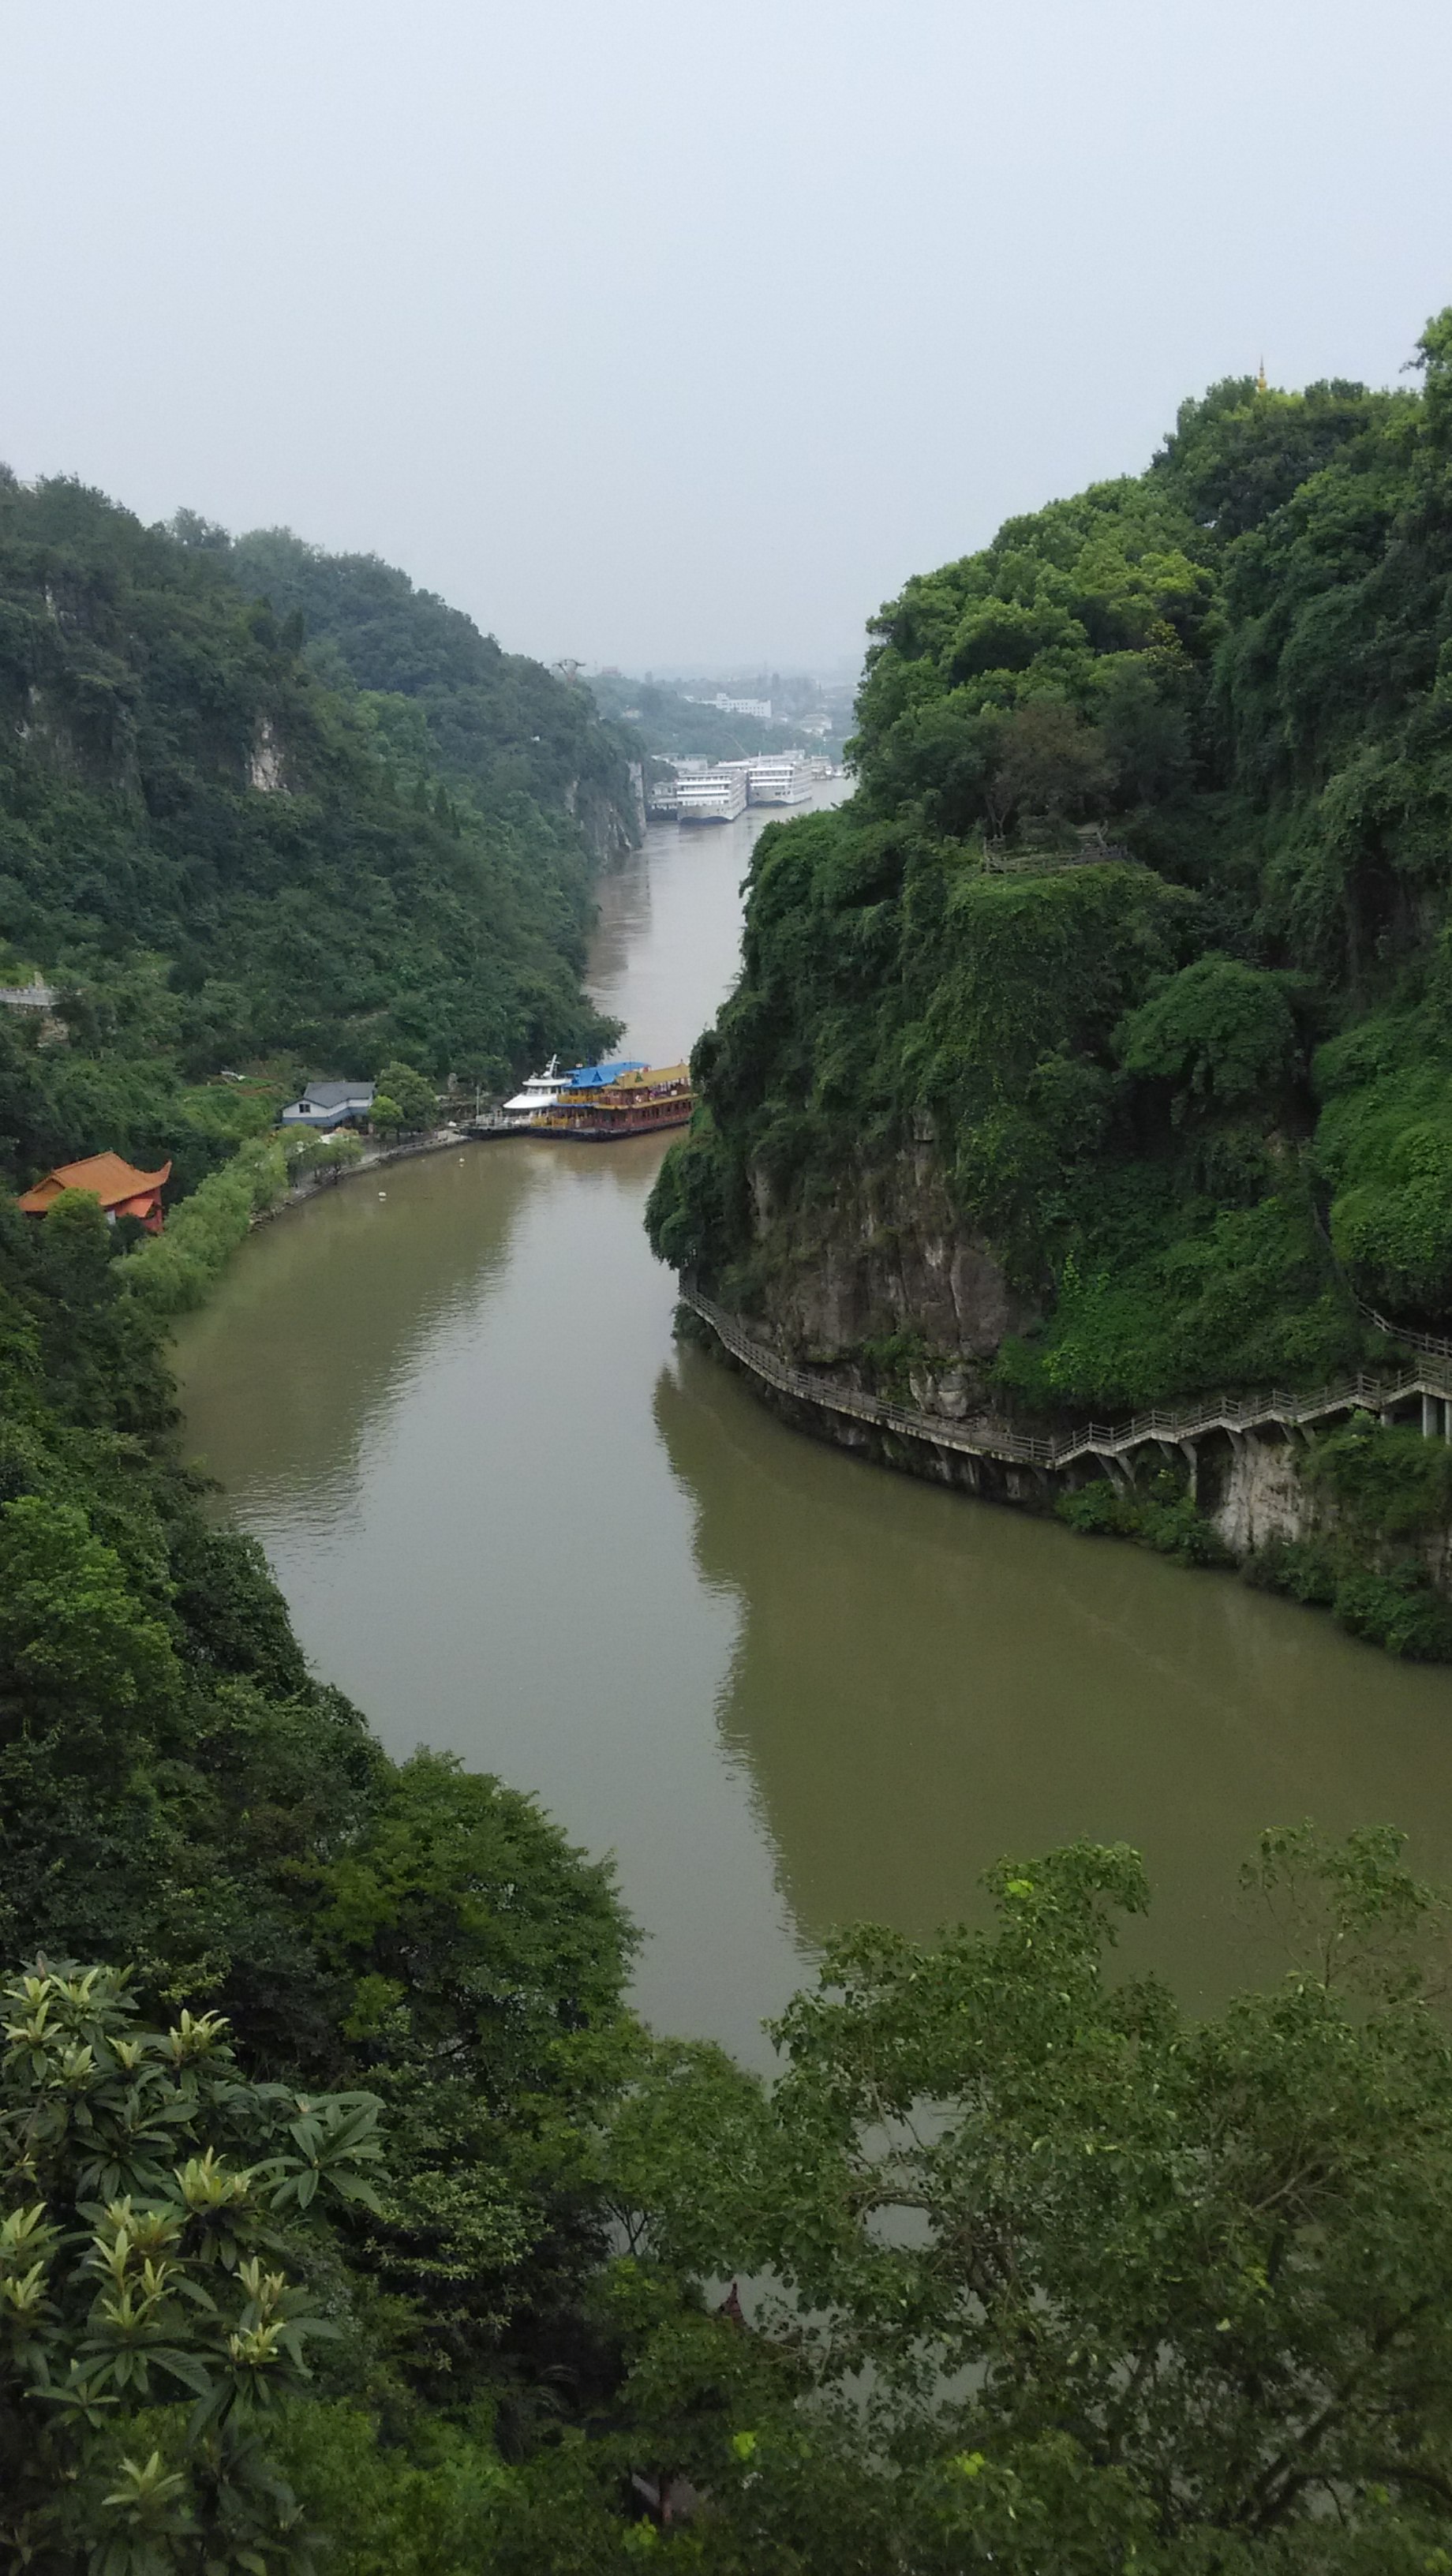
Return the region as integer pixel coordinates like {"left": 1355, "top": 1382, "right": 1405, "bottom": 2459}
{"left": 174, "top": 790, "right": 1452, "bottom": 2065}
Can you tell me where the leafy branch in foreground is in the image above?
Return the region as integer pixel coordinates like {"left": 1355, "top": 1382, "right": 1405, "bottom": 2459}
{"left": 0, "top": 1960, "right": 381, "bottom": 2574}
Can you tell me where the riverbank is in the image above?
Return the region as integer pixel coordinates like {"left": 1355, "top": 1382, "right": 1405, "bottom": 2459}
{"left": 679, "top": 1286, "right": 1452, "bottom": 1662}
{"left": 253, "top": 1124, "right": 482, "bottom": 1222}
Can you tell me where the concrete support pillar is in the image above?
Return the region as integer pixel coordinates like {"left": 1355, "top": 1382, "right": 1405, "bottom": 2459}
{"left": 1444, "top": 1398, "right": 1452, "bottom": 1444}
{"left": 1424, "top": 1393, "right": 1437, "bottom": 1440}
{"left": 1179, "top": 1437, "right": 1199, "bottom": 1504}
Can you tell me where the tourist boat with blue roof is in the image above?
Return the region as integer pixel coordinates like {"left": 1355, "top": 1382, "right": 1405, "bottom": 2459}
{"left": 499, "top": 1055, "right": 692, "bottom": 1140}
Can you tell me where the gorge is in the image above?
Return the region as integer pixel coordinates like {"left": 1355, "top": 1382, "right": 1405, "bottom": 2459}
{"left": 10, "top": 339, "right": 1452, "bottom": 2562}
{"left": 174, "top": 793, "right": 1452, "bottom": 2068}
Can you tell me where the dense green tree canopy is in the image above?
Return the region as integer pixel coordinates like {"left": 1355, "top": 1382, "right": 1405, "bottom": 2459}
{"left": 224, "top": 526, "right": 642, "bottom": 863}
{"left": 0, "top": 470, "right": 625, "bottom": 1204}
{"left": 566, "top": 1826, "right": 1452, "bottom": 2573}
{"left": 651, "top": 313, "right": 1452, "bottom": 1412}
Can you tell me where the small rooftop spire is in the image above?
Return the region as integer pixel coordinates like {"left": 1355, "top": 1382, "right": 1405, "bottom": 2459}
{"left": 1256, "top": 356, "right": 1268, "bottom": 394}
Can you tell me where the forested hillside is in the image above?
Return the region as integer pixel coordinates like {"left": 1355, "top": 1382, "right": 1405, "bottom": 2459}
{"left": 0, "top": 472, "right": 622, "bottom": 1195}
{"left": 226, "top": 525, "right": 646, "bottom": 865}
{"left": 652, "top": 317, "right": 1452, "bottom": 1417}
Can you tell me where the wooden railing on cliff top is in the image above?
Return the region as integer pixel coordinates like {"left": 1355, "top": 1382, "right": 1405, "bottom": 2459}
{"left": 679, "top": 1286, "right": 1452, "bottom": 1477}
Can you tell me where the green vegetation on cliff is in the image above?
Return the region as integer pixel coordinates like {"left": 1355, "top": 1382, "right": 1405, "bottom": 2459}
{"left": 0, "top": 472, "right": 625, "bottom": 1204}
{"left": 224, "top": 525, "right": 644, "bottom": 867}
{"left": 650, "top": 316, "right": 1452, "bottom": 1421}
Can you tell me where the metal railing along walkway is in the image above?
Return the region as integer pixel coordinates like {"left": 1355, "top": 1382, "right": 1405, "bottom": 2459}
{"left": 979, "top": 844, "right": 1136, "bottom": 878}
{"left": 680, "top": 1286, "right": 1452, "bottom": 1478}
{"left": 1358, "top": 1299, "right": 1452, "bottom": 1364}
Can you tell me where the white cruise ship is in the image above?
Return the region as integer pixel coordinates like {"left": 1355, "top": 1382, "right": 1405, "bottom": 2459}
{"left": 747, "top": 753, "right": 810, "bottom": 807}
{"left": 677, "top": 766, "right": 749, "bottom": 823}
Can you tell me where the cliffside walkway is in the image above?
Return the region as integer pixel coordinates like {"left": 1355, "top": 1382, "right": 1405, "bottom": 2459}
{"left": 679, "top": 1286, "right": 1452, "bottom": 1481}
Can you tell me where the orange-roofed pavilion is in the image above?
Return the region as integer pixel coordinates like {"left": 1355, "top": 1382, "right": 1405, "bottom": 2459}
{"left": 17, "top": 1151, "right": 171, "bottom": 1233}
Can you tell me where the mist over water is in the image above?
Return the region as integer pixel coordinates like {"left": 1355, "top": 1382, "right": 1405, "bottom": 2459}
{"left": 174, "top": 796, "right": 1452, "bottom": 2061}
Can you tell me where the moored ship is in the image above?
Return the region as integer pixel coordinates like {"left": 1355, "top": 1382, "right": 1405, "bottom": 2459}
{"left": 676, "top": 767, "right": 748, "bottom": 823}
{"left": 500, "top": 1056, "right": 644, "bottom": 1127}
{"left": 746, "top": 754, "right": 810, "bottom": 805}
{"left": 533, "top": 1060, "right": 693, "bottom": 1140}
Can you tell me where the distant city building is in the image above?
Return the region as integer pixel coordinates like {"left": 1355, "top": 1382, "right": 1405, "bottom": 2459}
{"left": 712, "top": 694, "right": 772, "bottom": 720}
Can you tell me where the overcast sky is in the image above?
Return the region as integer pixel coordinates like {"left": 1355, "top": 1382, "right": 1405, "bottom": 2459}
{"left": 3, "top": 1, "right": 1450, "bottom": 675}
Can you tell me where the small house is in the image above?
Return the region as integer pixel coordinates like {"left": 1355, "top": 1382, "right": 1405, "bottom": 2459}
{"left": 18, "top": 1151, "right": 171, "bottom": 1233}
{"left": 279, "top": 1078, "right": 376, "bottom": 1132}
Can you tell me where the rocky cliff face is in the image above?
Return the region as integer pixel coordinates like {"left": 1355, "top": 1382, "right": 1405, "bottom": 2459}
{"left": 566, "top": 760, "right": 646, "bottom": 867}
{"left": 1200, "top": 1429, "right": 1309, "bottom": 1557}
{"left": 1199, "top": 1425, "right": 1452, "bottom": 1595}
{"left": 741, "top": 1137, "right": 1036, "bottom": 1412}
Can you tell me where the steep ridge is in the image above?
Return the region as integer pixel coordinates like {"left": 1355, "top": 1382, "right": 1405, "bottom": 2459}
{"left": 649, "top": 315, "right": 1452, "bottom": 1648}
{"left": 227, "top": 524, "right": 646, "bottom": 865}
{"left": 0, "top": 470, "right": 623, "bottom": 1186}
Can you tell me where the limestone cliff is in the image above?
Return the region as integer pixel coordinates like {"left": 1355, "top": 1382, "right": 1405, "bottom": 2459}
{"left": 736, "top": 1133, "right": 1035, "bottom": 1421}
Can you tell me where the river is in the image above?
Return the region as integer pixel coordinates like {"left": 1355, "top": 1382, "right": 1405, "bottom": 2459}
{"left": 174, "top": 790, "right": 1452, "bottom": 2063}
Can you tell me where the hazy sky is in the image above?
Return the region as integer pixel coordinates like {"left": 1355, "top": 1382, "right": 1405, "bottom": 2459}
{"left": 4, "top": 2, "right": 1450, "bottom": 674}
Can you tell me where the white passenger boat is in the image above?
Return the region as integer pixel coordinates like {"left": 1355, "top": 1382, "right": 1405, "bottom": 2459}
{"left": 677, "top": 767, "right": 749, "bottom": 823}
{"left": 500, "top": 1056, "right": 646, "bottom": 1128}
{"left": 747, "top": 754, "right": 810, "bottom": 806}
{"left": 501, "top": 1056, "right": 571, "bottom": 1125}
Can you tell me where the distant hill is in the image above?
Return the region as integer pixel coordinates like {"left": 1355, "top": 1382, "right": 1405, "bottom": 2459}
{"left": 589, "top": 672, "right": 848, "bottom": 766}
{"left": 226, "top": 527, "right": 645, "bottom": 865}
{"left": 0, "top": 472, "right": 621, "bottom": 1186}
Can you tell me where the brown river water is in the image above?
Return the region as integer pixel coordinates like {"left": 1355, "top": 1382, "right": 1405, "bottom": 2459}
{"left": 174, "top": 789, "right": 1452, "bottom": 2063}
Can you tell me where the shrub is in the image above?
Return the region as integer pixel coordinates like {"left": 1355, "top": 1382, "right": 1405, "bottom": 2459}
{"left": 1057, "top": 1477, "right": 1126, "bottom": 1537}
{"left": 1332, "top": 1567, "right": 1452, "bottom": 1660}
{"left": 120, "top": 1135, "right": 290, "bottom": 1316}
{"left": 1305, "top": 1411, "right": 1452, "bottom": 1537}
{"left": 1056, "top": 1470, "right": 1229, "bottom": 1564}
{"left": 1244, "top": 1535, "right": 1341, "bottom": 1606}
{"left": 0, "top": 1960, "right": 382, "bottom": 2570}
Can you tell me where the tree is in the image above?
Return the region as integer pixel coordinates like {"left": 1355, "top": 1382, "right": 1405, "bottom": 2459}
{"left": 987, "top": 698, "right": 1112, "bottom": 834}
{"left": 375, "top": 1061, "right": 438, "bottom": 1136}
{"left": 0, "top": 1960, "right": 383, "bottom": 2573}
{"left": 368, "top": 1094, "right": 404, "bottom": 1138}
{"left": 1117, "top": 954, "right": 1301, "bottom": 1113}
{"left": 309, "top": 1131, "right": 365, "bottom": 1184}
{"left": 595, "top": 1831, "right": 1452, "bottom": 2569}
{"left": 315, "top": 1751, "right": 637, "bottom": 2393}
{"left": 0, "top": 1495, "right": 179, "bottom": 1750}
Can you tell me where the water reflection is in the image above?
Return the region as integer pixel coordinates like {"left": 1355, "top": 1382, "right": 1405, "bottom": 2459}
{"left": 177, "top": 1143, "right": 540, "bottom": 1534}
{"left": 653, "top": 1342, "right": 1452, "bottom": 2011}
